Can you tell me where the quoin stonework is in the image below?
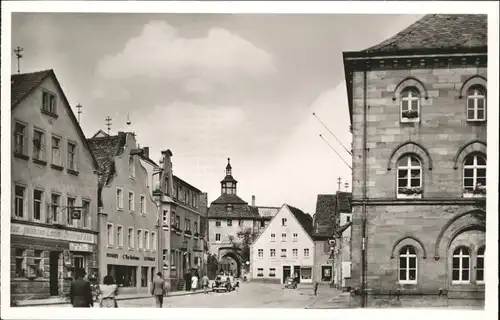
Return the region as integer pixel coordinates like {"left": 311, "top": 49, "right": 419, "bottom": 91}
{"left": 342, "top": 14, "right": 487, "bottom": 307}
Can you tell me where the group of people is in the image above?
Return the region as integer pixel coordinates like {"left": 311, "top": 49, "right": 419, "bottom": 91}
{"left": 69, "top": 269, "right": 212, "bottom": 308}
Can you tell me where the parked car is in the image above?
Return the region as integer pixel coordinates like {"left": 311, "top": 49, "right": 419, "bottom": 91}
{"left": 284, "top": 277, "right": 297, "bottom": 289}
{"left": 212, "top": 275, "right": 239, "bottom": 292}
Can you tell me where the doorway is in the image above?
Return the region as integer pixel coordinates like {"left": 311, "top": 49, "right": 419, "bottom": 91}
{"left": 321, "top": 265, "right": 333, "bottom": 282}
{"left": 49, "top": 251, "right": 59, "bottom": 296}
{"left": 282, "top": 265, "right": 291, "bottom": 283}
{"left": 293, "top": 267, "right": 301, "bottom": 283}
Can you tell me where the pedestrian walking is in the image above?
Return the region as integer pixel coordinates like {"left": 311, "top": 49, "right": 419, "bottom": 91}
{"left": 99, "top": 275, "right": 118, "bottom": 308}
{"left": 191, "top": 273, "right": 199, "bottom": 292}
{"left": 201, "top": 274, "right": 210, "bottom": 294}
{"left": 69, "top": 269, "right": 93, "bottom": 308}
{"left": 151, "top": 272, "right": 167, "bottom": 308}
{"left": 313, "top": 281, "right": 319, "bottom": 296}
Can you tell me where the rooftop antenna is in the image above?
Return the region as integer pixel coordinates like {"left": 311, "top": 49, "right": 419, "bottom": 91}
{"left": 337, "top": 177, "right": 342, "bottom": 192}
{"left": 14, "top": 46, "right": 24, "bottom": 74}
{"left": 76, "top": 104, "right": 82, "bottom": 123}
{"left": 319, "top": 134, "right": 352, "bottom": 170}
{"left": 313, "top": 112, "right": 352, "bottom": 156}
{"left": 105, "top": 116, "right": 112, "bottom": 135}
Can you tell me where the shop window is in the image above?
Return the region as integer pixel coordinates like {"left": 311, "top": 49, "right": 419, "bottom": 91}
{"left": 15, "top": 248, "right": 26, "bottom": 277}
{"left": 34, "top": 250, "right": 44, "bottom": 277}
{"left": 141, "top": 267, "right": 148, "bottom": 287}
{"left": 301, "top": 267, "right": 312, "bottom": 280}
{"left": 112, "top": 265, "right": 137, "bottom": 287}
{"left": 321, "top": 265, "right": 332, "bottom": 282}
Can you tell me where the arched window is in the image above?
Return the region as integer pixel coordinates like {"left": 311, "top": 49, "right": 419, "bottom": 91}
{"left": 476, "top": 246, "right": 485, "bottom": 283}
{"left": 466, "top": 86, "right": 486, "bottom": 121}
{"left": 399, "top": 246, "right": 417, "bottom": 283}
{"left": 463, "top": 154, "right": 486, "bottom": 197}
{"left": 397, "top": 155, "right": 422, "bottom": 198}
{"left": 452, "top": 247, "right": 470, "bottom": 284}
{"left": 400, "top": 88, "right": 420, "bottom": 122}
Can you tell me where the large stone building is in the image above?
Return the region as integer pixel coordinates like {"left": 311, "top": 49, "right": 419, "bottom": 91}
{"left": 251, "top": 204, "right": 314, "bottom": 284}
{"left": 88, "top": 131, "right": 159, "bottom": 294}
{"left": 11, "top": 70, "right": 99, "bottom": 299}
{"left": 342, "top": 15, "right": 487, "bottom": 306}
{"left": 207, "top": 158, "right": 278, "bottom": 277}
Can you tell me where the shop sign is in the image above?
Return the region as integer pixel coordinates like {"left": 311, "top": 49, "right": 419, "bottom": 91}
{"left": 69, "top": 243, "right": 93, "bottom": 252}
{"left": 144, "top": 256, "right": 156, "bottom": 262}
{"left": 122, "top": 254, "right": 140, "bottom": 261}
{"left": 11, "top": 223, "right": 96, "bottom": 244}
{"left": 106, "top": 253, "right": 119, "bottom": 258}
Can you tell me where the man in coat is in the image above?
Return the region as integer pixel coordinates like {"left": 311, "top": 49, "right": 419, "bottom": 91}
{"left": 69, "top": 269, "right": 93, "bottom": 308}
{"left": 151, "top": 272, "right": 167, "bottom": 308}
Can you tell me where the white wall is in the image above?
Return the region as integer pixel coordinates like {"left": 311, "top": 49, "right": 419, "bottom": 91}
{"left": 251, "top": 205, "right": 315, "bottom": 283}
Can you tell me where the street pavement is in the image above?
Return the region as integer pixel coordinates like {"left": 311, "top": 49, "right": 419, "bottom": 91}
{"left": 23, "top": 282, "right": 341, "bottom": 308}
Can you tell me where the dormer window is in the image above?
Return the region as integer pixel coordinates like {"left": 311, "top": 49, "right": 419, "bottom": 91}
{"left": 226, "top": 205, "right": 233, "bottom": 212}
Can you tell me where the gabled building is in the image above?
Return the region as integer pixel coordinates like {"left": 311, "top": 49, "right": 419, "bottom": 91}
{"left": 11, "top": 69, "right": 99, "bottom": 299}
{"left": 251, "top": 204, "right": 314, "bottom": 284}
{"left": 342, "top": 14, "right": 487, "bottom": 306}
{"left": 207, "top": 158, "right": 276, "bottom": 278}
{"left": 88, "top": 131, "right": 158, "bottom": 294}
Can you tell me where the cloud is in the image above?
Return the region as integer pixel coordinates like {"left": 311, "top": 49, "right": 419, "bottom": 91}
{"left": 184, "top": 78, "right": 212, "bottom": 94}
{"left": 96, "top": 20, "right": 275, "bottom": 84}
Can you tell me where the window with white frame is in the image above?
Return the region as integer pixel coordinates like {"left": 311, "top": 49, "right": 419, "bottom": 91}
{"left": 258, "top": 249, "right": 263, "bottom": 258}
{"left": 51, "top": 193, "right": 61, "bottom": 223}
{"left": 476, "top": 246, "right": 485, "bottom": 284}
{"left": 270, "top": 233, "right": 276, "bottom": 241}
{"left": 67, "top": 197, "right": 76, "bottom": 226}
{"left": 463, "top": 154, "right": 486, "bottom": 197}
{"left": 257, "top": 268, "right": 263, "bottom": 277}
{"left": 137, "top": 229, "right": 143, "bottom": 249}
{"left": 270, "top": 249, "right": 276, "bottom": 257}
{"left": 128, "top": 191, "right": 135, "bottom": 212}
{"left": 107, "top": 223, "right": 114, "bottom": 246}
{"left": 33, "top": 129, "right": 45, "bottom": 160}
{"left": 452, "top": 246, "right": 470, "bottom": 284}
{"left": 397, "top": 155, "right": 422, "bottom": 198}
{"left": 281, "top": 249, "right": 287, "bottom": 257}
{"left": 67, "top": 142, "right": 77, "bottom": 170}
{"left": 14, "top": 122, "right": 28, "bottom": 156}
{"left": 140, "top": 195, "right": 146, "bottom": 214}
{"left": 269, "top": 268, "right": 276, "bottom": 277}
{"left": 51, "top": 136, "right": 62, "bottom": 166}
{"left": 42, "top": 91, "right": 57, "bottom": 114}
{"left": 33, "top": 189, "right": 43, "bottom": 221}
{"left": 293, "top": 233, "right": 298, "bottom": 242}
{"left": 116, "top": 188, "right": 124, "bottom": 210}
{"left": 398, "top": 246, "right": 417, "bottom": 283}
{"left": 129, "top": 155, "right": 135, "bottom": 178}
{"left": 293, "top": 248, "right": 298, "bottom": 257}
{"left": 215, "top": 233, "right": 221, "bottom": 242}
{"left": 303, "top": 248, "right": 310, "bottom": 257}
{"left": 144, "top": 230, "right": 150, "bottom": 250}
{"left": 128, "top": 227, "right": 134, "bottom": 248}
{"left": 82, "top": 200, "right": 90, "bottom": 228}
{"left": 281, "top": 233, "right": 287, "bottom": 241}
{"left": 466, "top": 86, "right": 486, "bottom": 121}
{"left": 282, "top": 218, "right": 287, "bottom": 226}
{"left": 14, "top": 185, "right": 26, "bottom": 218}
{"left": 400, "top": 87, "right": 420, "bottom": 122}
{"left": 152, "top": 231, "right": 157, "bottom": 251}
{"left": 117, "top": 225, "right": 123, "bottom": 247}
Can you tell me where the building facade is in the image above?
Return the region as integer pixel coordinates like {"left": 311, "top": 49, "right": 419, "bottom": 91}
{"left": 342, "top": 15, "right": 487, "bottom": 305}
{"left": 207, "top": 159, "right": 276, "bottom": 278}
{"left": 312, "top": 194, "right": 336, "bottom": 284}
{"left": 88, "top": 131, "right": 158, "bottom": 294}
{"left": 11, "top": 70, "right": 99, "bottom": 299}
{"left": 251, "top": 204, "right": 314, "bottom": 284}
{"left": 154, "top": 150, "right": 206, "bottom": 291}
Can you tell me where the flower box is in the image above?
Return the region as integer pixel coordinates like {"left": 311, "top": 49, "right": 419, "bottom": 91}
{"left": 401, "top": 110, "right": 419, "bottom": 123}
{"left": 463, "top": 185, "right": 486, "bottom": 198}
{"left": 398, "top": 187, "right": 422, "bottom": 199}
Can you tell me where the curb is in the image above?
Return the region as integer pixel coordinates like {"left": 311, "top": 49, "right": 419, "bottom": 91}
{"left": 18, "top": 290, "right": 207, "bottom": 307}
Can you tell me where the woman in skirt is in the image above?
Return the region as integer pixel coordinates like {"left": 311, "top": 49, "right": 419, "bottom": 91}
{"left": 99, "top": 275, "right": 118, "bottom": 308}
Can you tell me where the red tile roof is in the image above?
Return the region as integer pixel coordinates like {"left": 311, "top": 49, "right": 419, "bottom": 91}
{"left": 363, "top": 14, "right": 487, "bottom": 54}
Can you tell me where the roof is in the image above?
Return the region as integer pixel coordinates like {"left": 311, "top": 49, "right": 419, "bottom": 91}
{"left": 286, "top": 204, "right": 314, "bottom": 238}
{"left": 173, "top": 175, "right": 202, "bottom": 193}
{"left": 87, "top": 132, "right": 127, "bottom": 186}
{"left": 92, "top": 130, "right": 109, "bottom": 138}
{"left": 207, "top": 202, "right": 259, "bottom": 219}
{"left": 11, "top": 69, "right": 99, "bottom": 170}
{"left": 362, "top": 14, "right": 487, "bottom": 55}
{"left": 313, "top": 194, "right": 337, "bottom": 238}
{"left": 336, "top": 192, "right": 352, "bottom": 213}
{"left": 211, "top": 194, "right": 248, "bottom": 205}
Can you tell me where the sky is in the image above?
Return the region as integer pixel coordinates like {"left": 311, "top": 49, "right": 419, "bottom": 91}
{"left": 11, "top": 13, "right": 423, "bottom": 214}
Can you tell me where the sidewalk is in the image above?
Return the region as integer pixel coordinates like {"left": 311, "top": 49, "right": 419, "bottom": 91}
{"left": 16, "top": 289, "right": 206, "bottom": 307}
{"left": 305, "top": 289, "right": 353, "bottom": 309}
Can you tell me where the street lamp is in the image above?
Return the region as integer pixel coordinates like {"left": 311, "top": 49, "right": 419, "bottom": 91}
{"left": 152, "top": 189, "right": 163, "bottom": 277}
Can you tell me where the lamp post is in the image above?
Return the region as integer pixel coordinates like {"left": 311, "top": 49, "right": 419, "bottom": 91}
{"left": 153, "top": 189, "right": 163, "bottom": 278}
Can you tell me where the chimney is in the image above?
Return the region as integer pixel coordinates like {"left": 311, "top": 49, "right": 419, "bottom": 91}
{"left": 161, "top": 149, "right": 174, "bottom": 196}
{"left": 252, "top": 195, "right": 256, "bottom": 207}
{"left": 143, "top": 147, "right": 149, "bottom": 158}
